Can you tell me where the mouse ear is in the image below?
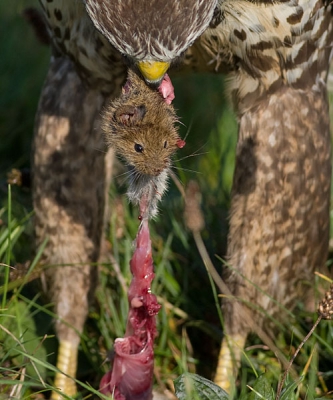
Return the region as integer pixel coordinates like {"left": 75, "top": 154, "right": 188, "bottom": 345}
{"left": 115, "top": 105, "right": 146, "bottom": 127}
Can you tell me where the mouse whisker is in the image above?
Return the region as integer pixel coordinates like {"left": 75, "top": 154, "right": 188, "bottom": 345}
{"left": 93, "top": 146, "right": 108, "bottom": 154}
{"left": 175, "top": 118, "right": 186, "bottom": 128}
{"left": 115, "top": 169, "right": 133, "bottom": 179}
{"left": 131, "top": 170, "right": 143, "bottom": 183}
{"left": 174, "top": 141, "right": 210, "bottom": 162}
{"left": 171, "top": 167, "right": 201, "bottom": 175}
{"left": 182, "top": 120, "right": 194, "bottom": 142}
{"left": 174, "top": 151, "right": 209, "bottom": 163}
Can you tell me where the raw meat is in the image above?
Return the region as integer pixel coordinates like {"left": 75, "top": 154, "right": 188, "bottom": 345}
{"left": 100, "top": 216, "right": 161, "bottom": 399}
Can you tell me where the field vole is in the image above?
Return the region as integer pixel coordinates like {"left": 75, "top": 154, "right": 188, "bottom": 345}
{"left": 103, "top": 70, "right": 185, "bottom": 218}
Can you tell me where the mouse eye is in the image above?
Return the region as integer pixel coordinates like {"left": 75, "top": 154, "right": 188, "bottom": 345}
{"left": 134, "top": 143, "right": 144, "bottom": 153}
{"left": 163, "top": 141, "right": 168, "bottom": 148}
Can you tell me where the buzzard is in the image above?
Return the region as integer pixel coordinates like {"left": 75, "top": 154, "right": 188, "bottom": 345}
{"left": 34, "top": 0, "right": 333, "bottom": 397}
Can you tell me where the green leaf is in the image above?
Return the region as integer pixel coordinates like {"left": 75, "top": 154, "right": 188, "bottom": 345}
{"left": 174, "top": 373, "right": 229, "bottom": 400}
{"left": 248, "top": 374, "right": 275, "bottom": 400}
{"left": 280, "top": 376, "right": 304, "bottom": 400}
{"left": 0, "top": 300, "right": 48, "bottom": 380}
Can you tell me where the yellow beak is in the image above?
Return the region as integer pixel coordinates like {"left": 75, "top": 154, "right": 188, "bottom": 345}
{"left": 137, "top": 61, "right": 170, "bottom": 83}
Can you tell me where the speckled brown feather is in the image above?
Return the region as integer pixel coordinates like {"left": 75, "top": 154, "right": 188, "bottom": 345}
{"left": 224, "top": 84, "right": 331, "bottom": 333}
{"left": 38, "top": 0, "right": 126, "bottom": 92}
{"left": 84, "top": 0, "right": 218, "bottom": 62}
{"left": 33, "top": 57, "right": 110, "bottom": 344}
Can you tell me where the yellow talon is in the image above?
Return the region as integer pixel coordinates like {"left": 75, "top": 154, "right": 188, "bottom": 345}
{"left": 214, "top": 334, "right": 246, "bottom": 393}
{"left": 137, "top": 60, "right": 170, "bottom": 83}
{"left": 51, "top": 340, "right": 78, "bottom": 399}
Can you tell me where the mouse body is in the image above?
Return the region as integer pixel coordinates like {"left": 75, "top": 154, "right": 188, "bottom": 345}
{"left": 103, "top": 69, "right": 185, "bottom": 217}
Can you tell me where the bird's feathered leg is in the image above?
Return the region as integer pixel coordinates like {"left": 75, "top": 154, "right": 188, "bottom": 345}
{"left": 34, "top": 2, "right": 126, "bottom": 396}
{"left": 185, "top": 0, "right": 333, "bottom": 391}
{"left": 32, "top": 56, "right": 113, "bottom": 398}
{"left": 215, "top": 85, "right": 332, "bottom": 388}
{"left": 215, "top": 83, "right": 331, "bottom": 390}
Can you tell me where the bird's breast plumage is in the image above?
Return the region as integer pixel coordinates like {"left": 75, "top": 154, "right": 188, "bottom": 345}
{"left": 84, "top": 0, "right": 218, "bottom": 62}
{"left": 40, "top": 0, "right": 333, "bottom": 103}
{"left": 192, "top": 0, "right": 333, "bottom": 113}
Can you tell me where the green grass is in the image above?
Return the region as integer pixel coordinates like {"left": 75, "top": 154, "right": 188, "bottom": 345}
{"left": 1, "top": 1, "right": 333, "bottom": 399}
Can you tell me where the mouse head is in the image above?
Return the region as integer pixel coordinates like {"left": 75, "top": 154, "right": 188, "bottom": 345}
{"left": 103, "top": 70, "right": 185, "bottom": 177}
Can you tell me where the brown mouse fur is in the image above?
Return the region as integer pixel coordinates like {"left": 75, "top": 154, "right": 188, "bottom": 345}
{"left": 102, "top": 69, "right": 184, "bottom": 217}
{"left": 103, "top": 69, "right": 182, "bottom": 176}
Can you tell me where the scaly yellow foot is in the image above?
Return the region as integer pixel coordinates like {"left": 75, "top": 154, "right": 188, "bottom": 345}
{"left": 214, "top": 334, "right": 246, "bottom": 393}
{"left": 51, "top": 340, "right": 78, "bottom": 399}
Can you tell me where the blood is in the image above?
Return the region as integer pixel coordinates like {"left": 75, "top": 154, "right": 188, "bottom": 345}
{"left": 176, "top": 139, "right": 186, "bottom": 149}
{"left": 99, "top": 218, "right": 161, "bottom": 400}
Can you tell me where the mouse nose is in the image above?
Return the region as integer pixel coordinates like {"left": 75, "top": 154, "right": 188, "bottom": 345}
{"left": 152, "top": 167, "right": 163, "bottom": 176}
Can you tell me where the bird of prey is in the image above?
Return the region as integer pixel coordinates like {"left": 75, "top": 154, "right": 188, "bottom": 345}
{"left": 34, "top": 0, "right": 333, "bottom": 397}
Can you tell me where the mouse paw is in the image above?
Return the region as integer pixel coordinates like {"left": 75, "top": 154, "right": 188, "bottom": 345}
{"left": 158, "top": 74, "right": 175, "bottom": 104}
